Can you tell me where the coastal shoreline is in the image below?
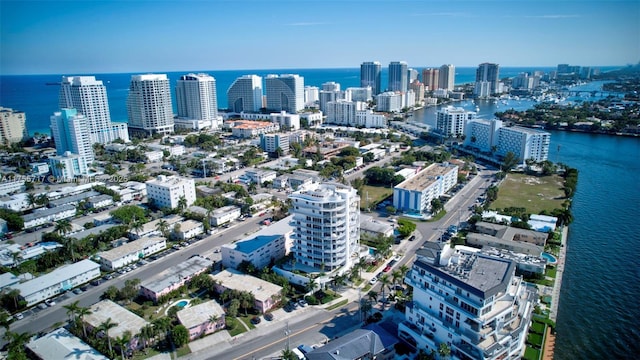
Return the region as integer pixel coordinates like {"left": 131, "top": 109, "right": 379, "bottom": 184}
{"left": 550, "top": 225, "right": 568, "bottom": 322}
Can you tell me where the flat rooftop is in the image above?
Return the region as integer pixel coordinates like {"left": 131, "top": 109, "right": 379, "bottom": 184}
{"left": 211, "top": 205, "right": 240, "bottom": 216}
{"left": 177, "top": 300, "right": 224, "bottom": 329}
{"left": 22, "top": 204, "right": 75, "bottom": 222}
{"left": 85, "top": 300, "right": 148, "bottom": 338}
{"left": 141, "top": 257, "right": 213, "bottom": 293}
{"left": 395, "top": 163, "right": 457, "bottom": 192}
{"left": 11, "top": 260, "right": 100, "bottom": 297}
{"left": 225, "top": 215, "right": 294, "bottom": 254}
{"left": 27, "top": 327, "right": 108, "bottom": 360}
{"left": 211, "top": 269, "right": 282, "bottom": 302}
{"left": 99, "top": 237, "right": 165, "bottom": 262}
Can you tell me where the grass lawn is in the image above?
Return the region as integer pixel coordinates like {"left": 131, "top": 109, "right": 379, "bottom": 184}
{"left": 239, "top": 315, "right": 256, "bottom": 330}
{"left": 492, "top": 173, "right": 566, "bottom": 214}
{"left": 426, "top": 210, "right": 447, "bottom": 222}
{"left": 531, "top": 321, "right": 546, "bottom": 334}
{"left": 226, "top": 317, "right": 247, "bottom": 337}
{"left": 131, "top": 348, "right": 161, "bottom": 360}
{"left": 528, "top": 333, "right": 544, "bottom": 347}
{"left": 524, "top": 346, "right": 541, "bottom": 360}
{"left": 326, "top": 299, "right": 349, "bottom": 311}
{"left": 176, "top": 346, "right": 191, "bottom": 357}
{"left": 545, "top": 267, "right": 557, "bottom": 278}
{"left": 127, "top": 301, "right": 162, "bottom": 321}
{"left": 361, "top": 185, "right": 393, "bottom": 210}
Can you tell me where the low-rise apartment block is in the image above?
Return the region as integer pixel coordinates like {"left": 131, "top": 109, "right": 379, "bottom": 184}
{"left": 393, "top": 162, "right": 458, "bottom": 215}
{"left": 211, "top": 269, "right": 282, "bottom": 313}
{"left": 140, "top": 256, "right": 213, "bottom": 303}
{"left": 209, "top": 205, "right": 241, "bottom": 226}
{"left": 466, "top": 233, "right": 544, "bottom": 256}
{"left": 244, "top": 169, "right": 277, "bottom": 184}
{"left": 84, "top": 300, "right": 148, "bottom": 351}
{"left": 173, "top": 219, "right": 204, "bottom": 240}
{"left": 475, "top": 222, "right": 548, "bottom": 246}
{"left": 22, "top": 204, "right": 76, "bottom": 229}
{"left": 177, "top": 300, "right": 226, "bottom": 341}
{"left": 229, "top": 120, "right": 279, "bottom": 138}
{"left": 146, "top": 175, "right": 196, "bottom": 210}
{"left": 26, "top": 327, "right": 108, "bottom": 360}
{"left": 98, "top": 237, "right": 166, "bottom": 271}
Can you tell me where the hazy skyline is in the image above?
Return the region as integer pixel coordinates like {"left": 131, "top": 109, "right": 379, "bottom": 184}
{"left": 1, "top": 0, "right": 638, "bottom": 75}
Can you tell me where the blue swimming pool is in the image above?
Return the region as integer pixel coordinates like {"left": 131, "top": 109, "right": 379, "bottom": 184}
{"left": 542, "top": 252, "right": 557, "bottom": 264}
{"left": 176, "top": 300, "right": 188, "bottom": 308}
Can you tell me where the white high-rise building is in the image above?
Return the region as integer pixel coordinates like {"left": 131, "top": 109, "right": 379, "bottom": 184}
{"left": 464, "top": 119, "right": 551, "bottom": 163}
{"left": 439, "top": 64, "right": 456, "bottom": 92}
{"left": 345, "top": 87, "right": 373, "bottom": 102}
{"left": 325, "top": 100, "right": 365, "bottom": 126}
{"left": 319, "top": 82, "right": 344, "bottom": 112}
{"left": 0, "top": 107, "right": 28, "bottom": 145}
{"left": 389, "top": 61, "right": 409, "bottom": 92}
{"left": 400, "top": 248, "right": 536, "bottom": 360}
{"left": 376, "top": 92, "right": 403, "bottom": 112}
{"left": 59, "top": 76, "right": 129, "bottom": 144}
{"left": 145, "top": 175, "right": 196, "bottom": 210}
{"left": 436, "top": 106, "right": 476, "bottom": 136}
{"left": 127, "top": 74, "right": 174, "bottom": 136}
{"left": 175, "top": 73, "right": 219, "bottom": 130}
{"left": 49, "top": 108, "right": 94, "bottom": 177}
{"left": 304, "top": 86, "right": 319, "bottom": 107}
{"left": 355, "top": 110, "right": 387, "bottom": 128}
{"left": 270, "top": 111, "right": 300, "bottom": 130}
{"left": 289, "top": 183, "right": 360, "bottom": 271}
{"left": 265, "top": 74, "right": 304, "bottom": 113}
{"left": 360, "top": 61, "right": 382, "bottom": 95}
{"left": 227, "top": 75, "right": 263, "bottom": 113}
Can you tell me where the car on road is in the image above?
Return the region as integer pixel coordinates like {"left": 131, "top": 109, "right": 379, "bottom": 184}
{"left": 90, "top": 279, "right": 102, "bottom": 286}
{"left": 15, "top": 312, "right": 24, "bottom": 320}
{"left": 250, "top": 316, "right": 261, "bottom": 325}
{"left": 37, "top": 303, "right": 48, "bottom": 310}
{"left": 264, "top": 313, "right": 274, "bottom": 321}
{"left": 45, "top": 299, "right": 55, "bottom": 307}
{"left": 72, "top": 288, "right": 83, "bottom": 295}
{"left": 80, "top": 285, "right": 89, "bottom": 291}
{"left": 408, "top": 235, "right": 416, "bottom": 241}
{"left": 383, "top": 265, "right": 392, "bottom": 273}
{"left": 369, "top": 277, "right": 378, "bottom": 285}
{"left": 289, "top": 301, "right": 299, "bottom": 310}
{"left": 104, "top": 274, "right": 114, "bottom": 280}
{"left": 298, "top": 299, "right": 308, "bottom": 307}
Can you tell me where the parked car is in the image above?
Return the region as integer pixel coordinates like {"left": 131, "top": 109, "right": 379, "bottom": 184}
{"left": 37, "top": 303, "right": 48, "bottom": 310}
{"left": 90, "top": 279, "right": 102, "bottom": 286}
{"left": 45, "top": 299, "right": 55, "bottom": 307}
{"left": 72, "top": 288, "right": 83, "bottom": 295}
{"left": 250, "top": 316, "right": 261, "bottom": 325}
{"left": 369, "top": 277, "right": 378, "bottom": 285}
{"left": 264, "top": 313, "right": 274, "bottom": 321}
{"left": 298, "top": 299, "right": 308, "bottom": 307}
{"left": 408, "top": 235, "right": 416, "bottom": 241}
{"left": 15, "top": 312, "right": 24, "bottom": 320}
{"left": 383, "top": 265, "right": 392, "bottom": 273}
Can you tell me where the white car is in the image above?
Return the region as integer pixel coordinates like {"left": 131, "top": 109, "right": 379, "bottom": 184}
{"left": 369, "top": 277, "right": 378, "bottom": 285}
{"left": 15, "top": 312, "right": 24, "bottom": 320}
{"left": 45, "top": 299, "right": 55, "bottom": 306}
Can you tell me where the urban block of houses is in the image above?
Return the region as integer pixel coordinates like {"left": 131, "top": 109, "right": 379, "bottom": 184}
{"left": 209, "top": 205, "right": 241, "bottom": 227}
{"left": 84, "top": 300, "right": 148, "bottom": 351}
{"left": 244, "top": 169, "right": 277, "bottom": 184}
{"left": 0, "top": 179, "right": 25, "bottom": 196}
{"left": 0, "top": 193, "right": 30, "bottom": 212}
{"left": 393, "top": 162, "right": 459, "bottom": 215}
{"left": 92, "top": 213, "right": 113, "bottom": 226}
{"left": 85, "top": 194, "right": 114, "bottom": 209}
{"left": 0, "top": 272, "right": 20, "bottom": 291}
{"left": 528, "top": 214, "right": 558, "bottom": 232}
{"left": 22, "top": 204, "right": 76, "bottom": 229}
{"left": 176, "top": 300, "right": 226, "bottom": 341}
{"left": 139, "top": 256, "right": 213, "bottom": 303}
{"left": 273, "top": 173, "right": 314, "bottom": 191}
{"left": 359, "top": 214, "right": 394, "bottom": 238}
{"left": 98, "top": 237, "right": 166, "bottom": 271}
{"left": 228, "top": 120, "right": 280, "bottom": 138}
{"left": 466, "top": 232, "right": 544, "bottom": 256}
{"left": 48, "top": 190, "right": 100, "bottom": 208}
{"left": 108, "top": 181, "right": 147, "bottom": 203}
{"left": 211, "top": 269, "right": 282, "bottom": 313}
{"left": 129, "top": 215, "right": 183, "bottom": 239}
{"left": 26, "top": 327, "right": 109, "bottom": 360}
{"left": 475, "top": 221, "right": 548, "bottom": 246}
{"left": 10, "top": 259, "right": 101, "bottom": 306}
{"left": 221, "top": 215, "right": 294, "bottom": 270}
{"left": 173, "top": 219, "right": 204, "bottom": 240}
{"left": 46, "top": 182, "right": 104, "bottom": 200}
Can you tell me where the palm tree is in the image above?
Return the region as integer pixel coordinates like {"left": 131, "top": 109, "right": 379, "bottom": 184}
{"left": 139, "top": 324, "right": 156, "bottom": 350}
{"left": 76, "top": 306, "right": 92, "bottom": 339}
{"left": 27, "top": 193, "right": 37, "bottom": 209}
{"left": 367, "top": 290, "right": 378, "bottom": 304}
{"left": 391, "top": 269, "right": 403, "bottom": 288}
{"left": 379, "top": 274, "right": 391, "bottom": 307}
{"left": 63, "top": 300, "right": 80, "bottom": 323}
{"left": 306, "top": 277, "right": 317, "bottom": 294}
{"left": 399, "top": 264, "right": 410, "bottom": 280}
{"left": 156, "top": 219, "right": 169, "bottom": 238}
{"left": 99, "top": 317, "right": 118, "bottom": 356}
{"left": 3, "top": 330, "right": 32, "bottom": 359}
{"left": 177, "top": 196, "right": 187, "bottom": 211}
{"left": 114, "top": 330, "right": 132, "bottom": 360}
{"left": 55, "top": 219, "right": 73, "bottom": 236}
{"left": 131, "top": 220, "right": 144, "bottom": 239}
{"left": 208, "top": 314, "right": 220, "bottom": 330}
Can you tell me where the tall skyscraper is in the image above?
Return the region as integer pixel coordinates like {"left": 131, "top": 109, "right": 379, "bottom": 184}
{"left": 0, "top": 107, "right": 28, "bottom": 145}
{"left": 127, "top": 74, "right": 174, "bottom": 136}
{"left": 59, "top": 76, "right": 129, "bottom": 144}
{"left": 265, "top": 74, "right": 304, "bottom": 113}
{"left": 388, "top": 61, "right": 408, "bottom": 92}
{"left": 360, "top": 61, "right": 381, "bottom": 95}
{"left": 289, "top": 183, "right": 360, "bottom": 271}
{"left": 422, "top": 68, "right": 439, "bottom": 92}
{"left": 475, "top": 63, "right": 500, "bottom": 95}
{"left": 49, "top": 108, "right": 94, "bottom": 177}
{"left": 175, "top": 73, "right": 219, "bottom": 130}
{"left": 408, "top": 68, "right": 419, "bottom": 84}
{"left": 438, "top": 64, "right": 455, "bottom": 91}
{"left": 227, "top": 75, "right": 263, "bottom": 113}
{"left": 319, "top": 82, "right": 343, "bottom": 112}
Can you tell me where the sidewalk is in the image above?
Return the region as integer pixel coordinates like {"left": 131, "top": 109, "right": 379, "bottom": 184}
{"left": 549, "top": 226, "right": 569, "bottom": 321}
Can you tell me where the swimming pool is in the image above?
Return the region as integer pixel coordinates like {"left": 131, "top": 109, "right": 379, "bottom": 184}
{"left": 542, "top": 252, "right": 557, "bottom": 264}
{"left": 176, "top": 300, "right": 188, "bottom": 308}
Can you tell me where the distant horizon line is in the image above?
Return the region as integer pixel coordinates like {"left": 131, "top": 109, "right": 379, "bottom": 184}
{"left": 1, "top": 64, "right": 627, "bottom": 77}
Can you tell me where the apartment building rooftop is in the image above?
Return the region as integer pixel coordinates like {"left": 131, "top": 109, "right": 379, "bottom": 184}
{"left": 26, "top": 327, "right": 108, "bottom": 360}
{"left": 176, "top": 300, "right": 224, "bottom": 330}
{"left": 415, "top": 251, "right": 514, "bottom": 300}
{"left": 211, "top": 269, "right": 282, "bottom": 303}
{"left": 85, "top": 300, "right": 148, "bottom": 338}
{"left": 142, "top": 257, "right": 213, "bottom": 294}
{"left": 22, "top": 204, "right": 76, "bottom": 222}
{"left": 98, "top": 237, "right": 165, "bottom": 262}
{"left": 395, "top": 162, "right": 457, "bottom": 192}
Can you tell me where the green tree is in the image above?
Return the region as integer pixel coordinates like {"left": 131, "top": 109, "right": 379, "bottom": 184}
{"left": 114, "top": 330, "right": 132, "bottom": 360}
{"left": 63, "top": 300, "right": 80, "bottom": 324}
{"left": 430, "top": 198, "right": 443, "bottom": 214}
{"left": 438, "top": 342, "right": 451, "bottom": 359}
{"left": 102, "top": 286, "right": 119, "bottom": 301}
{"left": 77, "top": 306, "right": 92, "bottom": 339}
{"left": 227, "top": 299, "right": 240, "bottom": 317}
{"left": 501, "top": 151, "right": 519, "bottom": 172}
{"left": 3, "top": 330, "right": 31, "bottom": 360}
{"left": 397, "top": 219, "right": 417, "bottom": 238}
{"left": 171, "top": 324, "right": 190, "bottom": 347}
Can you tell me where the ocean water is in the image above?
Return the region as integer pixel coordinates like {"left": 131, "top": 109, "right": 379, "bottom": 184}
{"left": 1, "top": 67, "right": 637, "bottom": 359}
{"left": 0, "top": 66, "right": 558, "bottom": 134}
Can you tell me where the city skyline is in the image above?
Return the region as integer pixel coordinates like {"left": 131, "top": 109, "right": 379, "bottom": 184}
{"left": 1, "top": 0, "right": 638, "bottom": 75}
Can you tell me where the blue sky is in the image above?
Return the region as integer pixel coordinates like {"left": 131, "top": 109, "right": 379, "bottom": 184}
{"left": 1, "top": 0, "right": 638, "bottom": 74}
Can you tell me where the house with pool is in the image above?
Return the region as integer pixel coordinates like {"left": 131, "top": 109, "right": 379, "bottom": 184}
{"left": 176, "top": 300, "right": 226, "bottom": 340}
{"left": 139, "top": 256, "right": 213, "bottom": 303}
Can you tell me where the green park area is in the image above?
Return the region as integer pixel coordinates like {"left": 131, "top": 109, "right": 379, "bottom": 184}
{"left": 492, "top": 173, "right": 566, "bottom": 214}
{"left": 360, "top": 185, "right": 393, "bottom": 210}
